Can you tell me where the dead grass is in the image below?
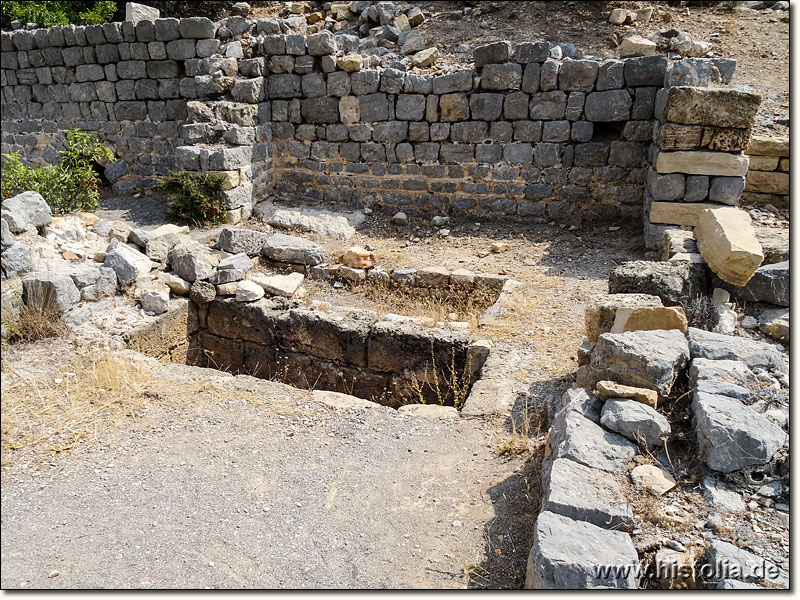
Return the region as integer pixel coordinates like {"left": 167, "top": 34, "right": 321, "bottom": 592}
{"left": 496, "top": 398, "right": 549, "bottom": 457}
{"left": 1, "top": 346, "right": 303, "bottom": 467}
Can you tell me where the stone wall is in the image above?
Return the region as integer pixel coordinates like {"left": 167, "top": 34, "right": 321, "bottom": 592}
{"left": 743, "top": 134, "right": 789, "bottom": 208}
{"left": 0, "top": 17, "right": 747, "bottom": 226}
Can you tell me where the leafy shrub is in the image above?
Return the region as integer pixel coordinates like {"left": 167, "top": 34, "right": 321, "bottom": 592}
{"left": 0, "top": 1, "right": 118, "bottom": 27}
{"left": 1, "top": 129, "right": 114, "bottom": 215}
{"left": 146, "top": 1, "right": 235, "bottom": 19}
{"left": 160, "top": 171, "right": 227, "bottom": 226}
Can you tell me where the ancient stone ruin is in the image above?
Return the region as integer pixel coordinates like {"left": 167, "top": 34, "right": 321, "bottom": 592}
{"left": 0, "top": 0, "right": 789, "bottom": 590}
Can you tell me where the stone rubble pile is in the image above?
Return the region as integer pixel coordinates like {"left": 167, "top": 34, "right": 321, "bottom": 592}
{"left": 525, "top": 253, "right": 789, "bottom": 589}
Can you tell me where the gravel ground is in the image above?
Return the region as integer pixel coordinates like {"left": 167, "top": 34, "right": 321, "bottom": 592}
{"left": 1, "top": 364, "right": 536, "bottom": 589}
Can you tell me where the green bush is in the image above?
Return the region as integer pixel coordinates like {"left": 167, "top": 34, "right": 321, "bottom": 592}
{"left": 160, "top": 171, "right": 227, "bottom": 226}
{"left": 0, "top": 1, "right": 118, "bottom": 27}
{"left": 1, "top": 129, "right": 115, "bottom": 215}
{"left": 147, "top": 1, "right": 235, "bottom": 19}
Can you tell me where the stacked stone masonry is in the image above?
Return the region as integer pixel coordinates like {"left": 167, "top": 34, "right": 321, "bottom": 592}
{"left": 0, "top": 19, "right": 746, "bottom": 225}
{"left": 742, "top": 135, "right": 789, "bottom": 209}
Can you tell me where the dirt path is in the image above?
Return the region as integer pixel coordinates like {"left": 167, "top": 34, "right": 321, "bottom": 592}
{"left": 1, "top": 356, "right": 540, "bottom": 589}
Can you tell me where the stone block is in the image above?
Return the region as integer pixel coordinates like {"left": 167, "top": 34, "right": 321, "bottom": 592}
{"left": 745, "top": 170, "right": 789, "bottom": 195}
{"left": 663, "top": 86, "right": 761, "bottom": 129}
{"left": 525, "top": 512, "right": 638, "bottom": 589}
{"left": 695, "top": 207, "right": 763, "bottom": 286}
{"left": 481, "top": 62, "right": 522, "bottom": 90}
{"left": 558, "top": 58, "right": 598, "bottom": 92}
{"left": 655, "top": 151, "right": 749, "bottom": 177}
{"left": 584, "top": 90, "right": 631, "bottom": 121}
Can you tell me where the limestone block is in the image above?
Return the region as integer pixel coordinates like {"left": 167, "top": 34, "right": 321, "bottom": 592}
{"left": 663, "top": 86, "right": 761, "bottom": 129}
{"left": 649, "top": 201, "right": 721, "bottom": 227}
{"left": 610, "top": 306, "right": 688, "bottom": 335}
{"left": 745, "top": 170, "right": 789, "bottom": 195}
{"left": 656, "top": 151, "right": 749, "bottom": 177}
{"left": 694, "top": 207, "right": 763, "bottom": 286}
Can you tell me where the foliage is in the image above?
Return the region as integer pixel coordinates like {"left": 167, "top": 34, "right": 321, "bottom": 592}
{"left": 147, "top": 1, "right": 235, "bottom": 19}
{"left": 160, "top": 171, "right": 227, "bottom": 226}
{"left": 0, "top": 1, "right": 117, "bottom": 27}
{"left": 681, "top": 294, "right": 715, "bottom": 331}
{"left": 1, "top": 129, "right": 114, "bottom": 215}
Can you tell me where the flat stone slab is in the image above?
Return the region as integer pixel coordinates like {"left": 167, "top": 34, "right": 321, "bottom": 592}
{"left": 688, "top": 358, "right": 753, "bottom": 401}
{"left": 263, "top": 233, "right": 325, "bottom": 266}
{"left": 608, "top": 260, "right": 708, "bottom": 307}
{"left": 590, "top": 329, "right": 690, "bottom": 397}
{"left": 312, "top": 390, "right": 377, "bottom": 410}
{"left": 549, "top": 387, "right": 603, "bottom": 423}
{"left": 543, "top": 458, "right": 633, "bottom": 530}
{"left": 693, "top": 391, "right": 787, "bottom": 473}
{"left": 600, "top": 398, "right": 671, "bottom": 448}
{"left": 717, "top": 260, "right": 788, "bottom": 307}
{"left": 705, "top": 540, "right": 789, "bottom": 588}
{"left": 758, "top": 307, "right": 788, "bottom": 343}
{"left": 595, "top": 381, "right": 658, "bottom": 409}
{"left": 702, "top": 476, "right": 745, "bottom": 512}
{"left": 251, "top": 272, "right": 304, "bottom": 298}
{"left": 655, "top": 151, "right": 749, "bottom": 177}
{"left": 695, "top": 207, "right": 763, "bottom": 287}
{"left": 525, "top": 511, "right": 638, "bottom": 589}
{"left": 687, "top": 327, "right": 787, "bottom": 374}
{"left": 649, "top": 201, "right": 722, "bottom": 227}
{"left": 258, "top": 204, "right": 364, "bottom": 241}
{"left": 549, "top": 404, "right": 638, "bottom": 474}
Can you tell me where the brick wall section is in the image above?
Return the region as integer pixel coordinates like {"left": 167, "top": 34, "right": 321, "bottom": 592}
{"left": 743, "top": 135, "right": 788, "bottom": 209}
{"left": 0, "top": 20, "right": 745, "bottom": 225}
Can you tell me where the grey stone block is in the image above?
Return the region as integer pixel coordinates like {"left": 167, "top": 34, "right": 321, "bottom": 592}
{"left": 351, "top": 69, "right": 380, "bottom": 95}
{"left": 155, "top": 17, "right": 180, "bottom": 41}
{"left": 601, "top": 399, "right": 671, "bottom": 448}
{"left": 525, "top": 511, "right": 638, "bottom": 589}
{"left": 431, "top": 71, "right": 472, "bottom": 94}
{"left": 647, "top": 170, "right": 685, "bottom": 201}
{"left": 268, "top": 73, "right": 301, "bottom": 98}
{"left": 22, "top": 273, "right": 81, "bottom": 314}
{"left": 512, "top": 41, "right": 550, "bottom": 63}
{"left": 539, "top": 58, "right": 560, "bottom": 91}
{"left": 521, "top": 62, "right": 540, "bottom": 94}
{"left": 514, "top": 120, "right": 543, "bottom": 142}
{"left": 542, "top": 120, "right": 570, "bottom": 142}
{"left": 708, "top": 176, "right": 746, "bottom": 205}
{"left": 179, "top": 17, "right": 216, "bottom": 39}
{"left": 529, "top": 90, "right": 566, "bottom": 120}
{"left": 469, "top": 92, "right": 504, "bottom": 121}
{"left": 685, "top": 175, "right": 709, "bottom": 201}
{"left": 473, "top": 40, "right": 512, "bottom": 68}
{"left": 624, "top": 55, "right": 668, "bottom": 87}
{"left": 596, "top": 58, "right": 624, "bottom": 90}
{"left": 481, "top": 62, "right": 522, "bottom": 90}
{"left": 166, "top": 39, "right": 195, "bottom": 60}
{"left": 327, "top": 71, "right": 351, "bottom": 96}
{"left": 571, "top": 121, "right": 593, "bottom": 142}
{"left": 559, "top": 58, "right": 598, "bottom": 92}
{"left": 359, "top": 93, "right": 389, "bottom": 121}
{"left": 584, "top": 90, "right": 632, "bottom": 121}
{"left": 395, "top": 94, "right": 425, "bottom": 120}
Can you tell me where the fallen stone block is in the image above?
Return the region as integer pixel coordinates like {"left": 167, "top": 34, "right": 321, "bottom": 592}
{"left": 688, "top": 358, "right": 753, "bottom": 401}
{"left": 263, "top": 233, "right": 325, "bottom": 266}
{"left": 397, "top": 404, "right": 459, "bottom": 419}
{"left": 525, "top": 511, "right": 638, "bottom": 589}
{"left": 170, "top": 241, "right": 218, "bottom": 282}
{"left": 216, "top": 227, "right": 271, "bottom": 256}
{"left": 585, "top": 293, "right": 662, "bottom": 342}
{"left": 140, "top": 283, "right": 170, "bottom": 315}
{"left": 753, "top": 228, "right": 788, "bottom": 265}
{"left": 693, "top": 391, "right": 787, "bottom": 472}
{"left": 716, "top": 260, "right": 788, "bottom": 307}
{"left": 236, "top": 279, "right": 265, "bottom": 302}
{"left": 608, "top": 260, "right": 710, "bottom": 307}
{"left": 595, "top": 380, "right": 658, "bottom": 409}
{"left": 600, "top": 398, "right": 671, "bottom": 448}
{"left": 1, "top": 191, "right": 53, "bottom": 232}
{"left": 1, "top": 243, "right": 31, "bottom": 278}
{"left": 695, "top": 207, "right": 763, "bottom": 286}
{"left": 705, "top": 540, "right": 788, "bottom": 588}
{"left": 549, "top": 404, "right": 638, "bottom": 473}
{"left": 22, "top": 273, "right": 80, "bottom": 314}
{"left": 687, "top": 327, "right": 787, "bottom": 374}
{"left": 251, "top": 272, "right": 304, "bottom": 298}
{"left": 543, "top": 458, "right": 634, "bottom": 530}
{"left": 590, "top": 329, "right": 690, "bottom": 397}
{"left": 103, "top": 240, "right": 153, "bottom": 285}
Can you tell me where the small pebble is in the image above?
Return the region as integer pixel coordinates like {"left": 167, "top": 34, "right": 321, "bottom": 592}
{"left": 48, "top": 570, "right": 60, "bottom": 578}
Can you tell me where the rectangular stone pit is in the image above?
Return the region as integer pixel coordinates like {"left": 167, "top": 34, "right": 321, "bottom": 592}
{"left": 127, "top": 296, "right": 490, "bottom": 409}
